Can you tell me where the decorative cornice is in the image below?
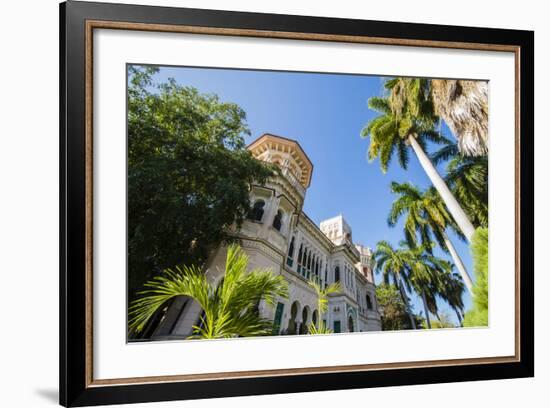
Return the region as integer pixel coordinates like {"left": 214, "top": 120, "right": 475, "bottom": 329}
{"left": 228, "top": 233, "right": 285, "bottom": 262}
{"left": 297, "top": 213, "right": 334, "bottom": 252}
{"left": 332, "top": 243, "right": 361, "bottom": 263}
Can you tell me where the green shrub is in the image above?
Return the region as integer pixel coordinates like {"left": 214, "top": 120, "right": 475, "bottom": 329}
{"left": 463, "top": 228, "right": 488, "bottom": 327}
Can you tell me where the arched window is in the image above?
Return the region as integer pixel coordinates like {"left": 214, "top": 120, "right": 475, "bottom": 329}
{"left": 300, "top": 307, "right": 309, "bottom": 334}
{"left": 272, "top": 209, "right": 283, "bottom": 231}
{"left": 303, "top": 249, "right": 308, "bottom": 277}
{"left": 312, "top": 310, "right": 318, "bottom": 326}
{"left": 286, "top": 237, "right": 295, "bottom": 267}
{"left": 248, "top": 200, "right": 265, "bottom": 222}
{"left": 344, "top": 265, "right": 348, "bottom": 287}
{"left": 306, "top": 251, "right": 312, "bottom": 278}
{"left": 297, "top": 243, "right": 303, "bottom": 273}
{"left": 366, "top": 294, "right": 373, "bottom": 310}
{"left": 334, "top": 266, "right": 340, "bottom": 283}
{"left": 288, "top": 301, "right": 300, "bottom": 335}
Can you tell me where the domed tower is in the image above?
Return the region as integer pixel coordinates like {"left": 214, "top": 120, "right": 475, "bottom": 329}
{"left": 248, "top": 133, "right": 312, "bottom": 199}
{"left": 243, "top": 133, "right": 313, "bottom": 254}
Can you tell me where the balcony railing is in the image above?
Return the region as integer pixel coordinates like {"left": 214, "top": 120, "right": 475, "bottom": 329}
{"left": 280, "top": 167, "right": 306, "bottom": 196}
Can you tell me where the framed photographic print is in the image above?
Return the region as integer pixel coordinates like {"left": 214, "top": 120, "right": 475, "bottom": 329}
{"left": 59, "top": 0, "right": 534, "bottom": 406}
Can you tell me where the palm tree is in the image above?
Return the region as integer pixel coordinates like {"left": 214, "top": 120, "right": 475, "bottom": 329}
{"left": 431, "top": 79, "right": 488, "bottom": 157}
{"left": 363, "top": 78, "right": 476, "bottom": 241}
{"left": 387, "top": 181, "right": 473, "bottom": 293}
{"left": 438, "top": 270, "right": 466, "bottom": 325}
{"left": 129, "top": 244, "right": 289, "bottom": 339}
{"left": 431, "top": 138, "right": 488, "bottom": 229}
{"left": 403, "top": 244, "right": 456, "bottom": 329}
{"left": 307, "top": 280, "right": 342, "bottom": 335}
{"left": 374, "top": 240, "right": 417, "bottom": 329}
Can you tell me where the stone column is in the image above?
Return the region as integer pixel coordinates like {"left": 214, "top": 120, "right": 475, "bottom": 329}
{"left": 295, "top": 316, "right": 303, "bottom": 335}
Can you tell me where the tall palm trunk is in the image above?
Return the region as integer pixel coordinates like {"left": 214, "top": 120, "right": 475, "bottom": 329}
{"left": 408, "top": 135, "right": 475, "bottom": 241}
{"left": 455, "top": 309, "right": 463, "bottom": 325}
{"left": 421, "top": 290, "right": 432, "bottom": 329}
{"left": 394, "top": 273, "right": 417, "bottom": 330}
{"left": 442, "top": 230, "right": 473, "bottom": 293}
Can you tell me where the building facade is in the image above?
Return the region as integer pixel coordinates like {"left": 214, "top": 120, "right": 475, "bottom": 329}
{"left": 149, "top": 133, "right": 381, "bottom": 340}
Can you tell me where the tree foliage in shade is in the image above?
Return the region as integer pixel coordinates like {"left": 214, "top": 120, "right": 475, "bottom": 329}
{"left": 463, "top": 228, "right": 489, "bottom": 327}
{"left": 127, "top": 66, "right": 273, "bottom": 306}
{"left": 129, "top": 244, "right": 289, "bottom": 339}
{"left": 375, "top": 284, "right": 421, "bottom": 331}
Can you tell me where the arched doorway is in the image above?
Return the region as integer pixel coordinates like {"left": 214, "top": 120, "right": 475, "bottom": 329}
{"left": 312, "top": 310, "right": 319, "bottom": 328}
{"left": 299, "top": 306, "right": 310, "bottom": 334}
{"left": 366, "top": 294, "right": 373, "bottom": 310}
{"left": 287, "top": 301, "right": 300, "bottom": 335}
{"left": 348, "top": 315, "right": 355, "bottom": 333}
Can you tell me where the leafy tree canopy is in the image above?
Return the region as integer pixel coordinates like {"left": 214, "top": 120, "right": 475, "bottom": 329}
{"left": 375, "top": 283, "right": 411, "bottom": 331}
{"left": 463, "top": 228, "right": 489, "bottom": 327}
{"left": 127, "top": 66, "right": 273, "bottom": 303}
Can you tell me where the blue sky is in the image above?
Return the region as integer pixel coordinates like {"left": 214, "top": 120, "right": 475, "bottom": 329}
{"left": 141, "top": 65, "right": 474, "bottom": 325}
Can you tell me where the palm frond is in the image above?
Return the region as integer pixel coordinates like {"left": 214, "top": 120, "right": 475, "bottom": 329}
{"left": 308, "top": 280, "right": 341, "bottom": 314}
{"left": 307, "top": 321, "right": 334, "bottom": 335}
{"left": 128, "top": 264, "right": 208, "bottom": 334}
{"left": 367, "top": 96, "right": 391, "bottom": 114}
{"left": 429, "top": 137, "right": 459, "bottom": 165}
{"left": 129, "top": 244, "right": 289, "bottom": 339}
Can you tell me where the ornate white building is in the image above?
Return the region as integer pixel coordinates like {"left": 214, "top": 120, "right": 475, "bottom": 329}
{"left": 148, "top": 133, "right": 381, "bottom": 339}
